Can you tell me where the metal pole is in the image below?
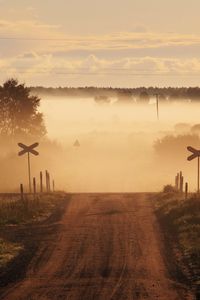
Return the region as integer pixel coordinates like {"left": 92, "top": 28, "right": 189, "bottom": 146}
{"left": 28, "top": 152, "right": 31, "bottom": 193}
{"left": 198, "top": 156, "right": 199, "bottom": 194}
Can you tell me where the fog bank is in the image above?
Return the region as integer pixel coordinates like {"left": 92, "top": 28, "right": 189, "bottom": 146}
{"left": 37, "top": 98, "right": 200, "bottom": 193}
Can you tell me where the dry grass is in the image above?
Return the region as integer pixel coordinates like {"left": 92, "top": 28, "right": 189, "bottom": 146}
{"left": 0, "top": 193, "right": 63, "bottom": 225}
{"left": 0, "top": 193, "right": 67, "bottom": 271}
{"left": 0, "top": 239, "right": 23, "bottom": 269}
{"left": 154, "top": 192, "right": 200, "bottom": 296}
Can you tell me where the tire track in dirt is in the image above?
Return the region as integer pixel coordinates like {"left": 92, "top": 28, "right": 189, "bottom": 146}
{"left": 0, "top": 193, "right": 195, "bottom": 300}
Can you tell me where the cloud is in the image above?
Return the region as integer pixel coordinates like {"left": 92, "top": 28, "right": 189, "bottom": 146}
{"left": 3, "top": 53, "right": 200, "bottom": 77}
{"left": 1, "top": 18, "right": 200, "bottom": 86}
{"left": 0, "top": 19, "right": 60, "bottom": 31}
{"left": 131, "top": 25, "right": 148, "bottom": 33}
{"left": 1, "top": 19, "right": 200, "bottom": 55}
{"left": 47, "top": 32, "right": 200, "bottom": 53}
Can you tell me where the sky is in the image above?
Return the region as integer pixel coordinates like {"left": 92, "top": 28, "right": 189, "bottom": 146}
{"left": 0, "top": 0, "right": 200, "bottom": 87}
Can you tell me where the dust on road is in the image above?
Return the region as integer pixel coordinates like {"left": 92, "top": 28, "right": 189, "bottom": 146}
{"left": 0, "top": 194, "right": 194, "bottom": 300}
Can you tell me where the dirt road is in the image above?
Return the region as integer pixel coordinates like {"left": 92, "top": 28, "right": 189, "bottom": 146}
{"left": 0, "top": 194, "right": 193, "bottom": 300}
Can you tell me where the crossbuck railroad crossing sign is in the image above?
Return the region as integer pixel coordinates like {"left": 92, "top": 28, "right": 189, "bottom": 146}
{"left": 18, "top": 143, "right": 39, "bottom": 193}
{"left": 18, "top": 143, "right": 39, "bottom": 156}
{"left": 187, "top": 146, "right": 200, "bottom": 161}
{"left": 187, "top": 146, "right": 200, "bottom": 193}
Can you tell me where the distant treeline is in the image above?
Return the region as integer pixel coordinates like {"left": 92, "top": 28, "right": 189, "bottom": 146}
{"left": 31, "top": 86, "right": 200, "bottom": 103}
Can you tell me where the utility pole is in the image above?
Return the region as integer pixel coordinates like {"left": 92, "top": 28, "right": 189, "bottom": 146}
{"left": 156, "top": 94, "right": 159, "bottom": 121}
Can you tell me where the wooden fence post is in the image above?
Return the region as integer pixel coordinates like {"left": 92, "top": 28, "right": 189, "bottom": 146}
{"left": 20, "top": 183, "right": 24, "bottom": 201}
{"left": 177, "top": 172, "right": 180, "bottom": 190}
{"left": 46, "top": 170, "right": 48, "bottom": 192}
{"left": 33, "top": 177, "right": 36, "bottom": 199}
{"left": 52, "top": 180, "right": 55, "bottom": 192}
{"left": 185, "top": 182, "right": 188, "bottom": 200}
{"left": 48, "top": 172, "right": 51, "bottom": 192}
{"left": 175, "top": 174, "right": 178, "bottom": 191}
{"left": 180, "top": 171, "right": 184, "bottom": 193}
{"left": 40, "top": 171, "right": 43, "bottom": 193}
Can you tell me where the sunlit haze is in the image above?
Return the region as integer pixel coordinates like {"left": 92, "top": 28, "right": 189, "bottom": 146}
{"left": 38, "top": 98, "right": 200, "bottom": 192}
{"left": 0, "top": 1, "right": 200, "bottom": 192}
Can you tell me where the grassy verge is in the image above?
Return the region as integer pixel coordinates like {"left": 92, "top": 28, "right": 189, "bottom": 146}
{"left": 154, "top": 192, "right": 200, "bottom": 297}
{"left": 0, "top": 239, "right": 23, "bottom": 269}
{"left": 0, "top": 193, "right": 68, "bottom": 272}
{"left": 0, "top": 193, "right": 66, "bottom": 225}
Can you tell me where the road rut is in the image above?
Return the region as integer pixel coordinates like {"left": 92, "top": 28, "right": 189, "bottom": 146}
{"left": 0, "top": 193, "right": 194, "bottom": 300}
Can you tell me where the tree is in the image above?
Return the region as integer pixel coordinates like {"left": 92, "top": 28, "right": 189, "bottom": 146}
{"left": 117, "top": 90, "right": 133, "bottom": 103}
{"left": 191, "top": 124, "right": 200, "bottom": 135}
{"left": 187, "top": 87, "right": 200, "bottom": 102}
{"left": 0, "top": 79, "right": 46, "bottom": 138}
{"left": 154, "top": 134, "right": 200, "bottom": 162}
{"left": 138, "top": 91, "right": 150, "bottom": 104}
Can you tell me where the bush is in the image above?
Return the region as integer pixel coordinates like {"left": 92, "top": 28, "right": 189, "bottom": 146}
{"left": 163, "top": 184, "right": 176, "bottom": 193}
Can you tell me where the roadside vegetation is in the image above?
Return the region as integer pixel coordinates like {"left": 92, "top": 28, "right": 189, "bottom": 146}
{"left": 0, "top": 239, "right": 22, "bottom": 270}
{"left": 154, "top": 191, "right": 200, "bottom": 297}
{"left": 0, "top": 193, "right": 68, "bottom": 273}
{"left": 0, "top": 194, "right": 62, "bottom": 225}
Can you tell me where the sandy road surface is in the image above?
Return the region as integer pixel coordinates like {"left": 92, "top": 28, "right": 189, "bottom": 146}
{"left": 1, "top": 194, "right": 193, "bottom": 300}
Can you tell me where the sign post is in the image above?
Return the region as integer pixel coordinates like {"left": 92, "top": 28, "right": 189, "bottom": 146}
{"left": 187, "top": 146, "right": 200, "bottom": 194}
{"left": 18, "top": 142, "right": 39, "bottom": 193}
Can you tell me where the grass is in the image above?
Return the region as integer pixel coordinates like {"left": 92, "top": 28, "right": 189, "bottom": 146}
{"left": 0, "top": 192, "right": 67, "bottom": 271}
{"left": 0, "top": 193, "right": 64, "bottom": 225}
{"left": 154, "top": 192, "right": 200, "bottom": 296}
{"left": 0, "top": 239, "right": 23, "bottom": 269}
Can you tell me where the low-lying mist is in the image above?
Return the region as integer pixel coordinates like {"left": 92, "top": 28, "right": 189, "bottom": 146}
{"left": 1, "top": 97, "right": 200, "bottom": 193}
{"left": 39, "top": 98, "right": 200, "bottom": 193}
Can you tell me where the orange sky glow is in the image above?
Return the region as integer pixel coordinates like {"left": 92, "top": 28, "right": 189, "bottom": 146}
{"left": 0, "top": 0, "right": 200, "bottom": 87}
